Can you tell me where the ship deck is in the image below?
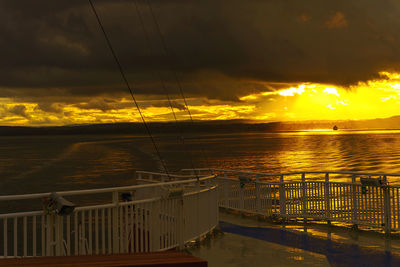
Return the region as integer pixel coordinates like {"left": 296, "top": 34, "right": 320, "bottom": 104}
{"left": 0, "top": 251, "right": 206, "bottom": 267}
{"left": 189, "top": 211, "right": 400, "bottom": 267}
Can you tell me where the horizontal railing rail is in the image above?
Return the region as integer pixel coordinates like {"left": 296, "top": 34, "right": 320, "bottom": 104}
{"left": 0, "top": 173, "right": 218, "bottom": 258}
{"left": 0, "top": 174, "right": 215, "bottom": 202}
{"left": 136, "top": 171, "right": 200, "bottom": 181}
{"left": 183, "top": 168, "right": 400, "bottom": 234}
{"left": 182, "top": 168, "right": 400, "bottom": 179}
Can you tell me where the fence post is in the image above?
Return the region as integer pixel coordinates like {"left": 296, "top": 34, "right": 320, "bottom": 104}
{"left": 301, "top": 173, "right": 307, "bottom": 221}
{"left": 256, "top": 175, "right": 261, "bottom": 214}
{"left": 352, "top": 174, "right": 357, "bottom": 225}
{"left": 223, "top": 171, "right": 229, "bottom": 207}
{"left": 383, "top": 175, "right": 391, "bottom": 234}
{"left": 214, "top": 186, "right": 219, "bottom": 225}
{"left": 239, "top": 173, "right": 244, "bottom": 210}
{"left": 196, "top": 179, "right": 201, "bottom": 243}
{"left": 46, "top": 215, "right": 54, "bottom": 256}
{"left": 151, "top": 200, "right": 161, "bottom": 251}
{"left": 112, "top": 191, "right": 119, "bottom": 253}
{"left": 279, "top": 175, "right": 286, "bottom": 219}
{"left": 325, "top": 173, "right": 331, "bottom": 223}
{"left": 177, "top": 197, "right": 185, "bottom": 250}
{"left": 3, "top": 218, "right": 7, "bottom": 257}
{"left": 55, "top": 216, "right": 61, "bottom": 256}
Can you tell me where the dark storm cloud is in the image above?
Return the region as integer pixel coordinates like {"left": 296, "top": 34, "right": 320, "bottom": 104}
{"left": 35, "top": 102, "right": 64, "bottom": 113}
{"left": 74, "top": 98, "right": 135, "bottom": 111}
{"left": 148, "top": 100, "right": 185, "bottom": 110}
{"left": 1, "top": 0, "right": 400, "bottom": 103}
{"left": 8, "top": 105, "right": 30, "bottom": 118}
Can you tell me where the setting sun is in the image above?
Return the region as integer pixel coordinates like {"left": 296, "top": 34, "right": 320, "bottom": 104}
{"left": 239, "top": 71, "right": 400, "bottom": 122}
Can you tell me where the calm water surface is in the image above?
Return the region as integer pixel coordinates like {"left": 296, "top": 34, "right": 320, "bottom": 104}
{"left": 2, "top": 130, "right": 400, "bottom": 195}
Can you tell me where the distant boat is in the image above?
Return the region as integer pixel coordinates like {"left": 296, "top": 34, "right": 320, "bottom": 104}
{"left": 333, "top": 125, "right": 338, "bottom": 130}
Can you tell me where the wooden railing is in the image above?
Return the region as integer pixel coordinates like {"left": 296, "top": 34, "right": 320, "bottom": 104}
{"left": 183, "top": 168, "right": 400, "bottom": 233}
{"left": 0, "top": 173, "right": 218, "bottom": 258}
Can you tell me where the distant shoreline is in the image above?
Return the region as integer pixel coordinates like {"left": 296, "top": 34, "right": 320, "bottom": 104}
{"left": 1, "top": 116, "right": 400, "bottom": 136}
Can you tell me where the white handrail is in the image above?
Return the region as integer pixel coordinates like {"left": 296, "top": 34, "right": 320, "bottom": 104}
{"left": 136, "top": 170, "right": 199, "bottom": 178}
{"left": 0, "top": 173, "right": 219, "bottom": 258}
{"left": 212, "top": 169, "right": 400, "bottom": 234}
{"left": 0, "top": 174, "right": 215, "bottom": 201}
{"left": 182, "top": 168, "right": 400, "bottom": 177}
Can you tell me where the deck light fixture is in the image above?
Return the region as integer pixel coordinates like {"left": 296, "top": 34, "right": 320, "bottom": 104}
{"left": 43, "top": 192, "right": 76, "bottom": 216}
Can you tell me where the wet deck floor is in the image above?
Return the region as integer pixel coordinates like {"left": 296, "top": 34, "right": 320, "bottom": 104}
{"left": 190, "top": 231, "right": 329, "bottom": 267}
{"left": 189, "top": 211, "right": 400, "bottom": 266}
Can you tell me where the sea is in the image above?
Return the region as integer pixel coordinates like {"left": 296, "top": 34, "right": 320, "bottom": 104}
{"left": 2, "top": 129, "right": 400, "bottom": 196}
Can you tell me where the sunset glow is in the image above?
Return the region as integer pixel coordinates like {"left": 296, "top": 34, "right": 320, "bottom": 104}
{"left": 239, "top": 71, "right": 400, "bottom": 121}
{"left": 1, "top": 71, "right": 400, "bottom": 125}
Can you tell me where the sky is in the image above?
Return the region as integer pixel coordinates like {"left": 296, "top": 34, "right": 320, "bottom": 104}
{"left": 1, "top": 0, "right": 400, "bottom": 125}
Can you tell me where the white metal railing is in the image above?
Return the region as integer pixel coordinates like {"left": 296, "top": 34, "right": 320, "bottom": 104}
{"left": 136, "top": 171, "right": 200, "bottom": 182}
{"left": 183, "top": 168, "right": 400, "bottom": 233}
{"left": 0, "top": 173, "right": 218, "bottom": 258}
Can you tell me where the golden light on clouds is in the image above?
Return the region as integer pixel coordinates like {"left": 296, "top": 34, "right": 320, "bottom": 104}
{"left": 1, "top": 71, "right": 400, "bottom": 126}
{"left": 239, "top": 71, "right": 400, "bottom": 121}
{"left": 325, "top": 12, "right": 348, "bottom": 29}
{"left": 278, "top": 85, "right": 305, "bottom": 96}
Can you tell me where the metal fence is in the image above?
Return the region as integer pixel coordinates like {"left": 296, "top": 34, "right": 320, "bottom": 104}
{"left": 183, "top": 168, "right": 400, "bottom": 233}
{"left": 5, "top": 167, "right": 400, "bottom": 258}
{"left": 0, "top": 173, "right": 218, "bottom": 258}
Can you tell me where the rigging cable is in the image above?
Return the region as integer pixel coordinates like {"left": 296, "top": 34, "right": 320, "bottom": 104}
{"left": 132, "top": 0, "right": 198, "bottom": 176}
{"left": 145, "top": 0, "right": 211, "bottom": 169}
{"left": 88, "top": 0, "right": 170, "bottom": 176}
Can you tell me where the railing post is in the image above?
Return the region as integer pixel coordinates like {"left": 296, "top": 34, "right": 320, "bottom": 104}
{"left": 177, "top": 197, "right": 185, "bottom": 250}
{"left": 325, "top": 173, "right": 331, "bottom": 223}
{"left": 207, "top": 187, "right": 212, "bottom": 229}
{"left": 279, "top": 175, "right": 286, "bottom": 219}
{"left": 256, "top": 175, "right": 261, "bottom": 214}
{"left": 352, "top": 174, "right": 358, "bottom": 225}
{"left": 55, "top": 216, "right": 61, "bottom": 256}
{"left": 383, "top": 175, "right": 391, "bottom": 234}
{"left": 3, "top": 218, "right": 7, "bottom": 258}
{"left": 214, "top": 186, "right": 219, "bottom": 226}
{"left": 301, "top": 173, "right": 307, "bottom": 221}
{"left": 138, "top": 172, "right": 142, "bottom": 180}
{"left": 239, "top": 173, "right": 244, "bottom": 210}
{"left": 151, "top": 200, "right": 161, "bottom": 251}
{"left": 197, "top": 177, "right": 201, "bottom": 192}
{"left": 223, "top": 171, "right": 229, "bottom": 207}
{"left": 46, "top": 214, "right": 54, "bottom": 256}
{"left": 196, "top": 178, "right": 201, "bottom": 243}
{"left": 112, "top": 191, "right": 119, "bottom": 253}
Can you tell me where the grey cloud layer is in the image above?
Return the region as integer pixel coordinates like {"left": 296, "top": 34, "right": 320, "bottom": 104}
{"left": 1, "top": 0, "right": 400, "bottom": 102}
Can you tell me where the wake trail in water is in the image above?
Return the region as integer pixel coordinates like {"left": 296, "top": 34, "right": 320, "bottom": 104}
{"left": 10, "top": 142, "right": 84, "bottom": 180}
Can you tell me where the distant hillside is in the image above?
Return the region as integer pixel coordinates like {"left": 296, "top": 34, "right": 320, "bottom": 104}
{"left": 1, "top": 116, "right": 400, "bottom": 136}
{"left": 274, "top": 116, "right": 400, "bottom": 131}
{"left": 0, "top": 121, "right": 277, "bottom": 136}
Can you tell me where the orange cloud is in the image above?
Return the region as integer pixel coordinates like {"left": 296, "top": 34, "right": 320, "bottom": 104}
{"left": 325, "top": 12, "right": 348, "bottom": 29}
{"left": 299, "top": 14, "right": 311, "bottom": 23}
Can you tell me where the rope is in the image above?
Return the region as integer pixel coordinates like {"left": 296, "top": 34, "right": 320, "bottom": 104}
{"left": 132, "top": 0, "right": 198, "bottom": 176}
{"left": 88, "top": 0, "right": 170, "bottom": 176}
{"left": 145, "top": 0, "right": 211, "bottom": 168}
